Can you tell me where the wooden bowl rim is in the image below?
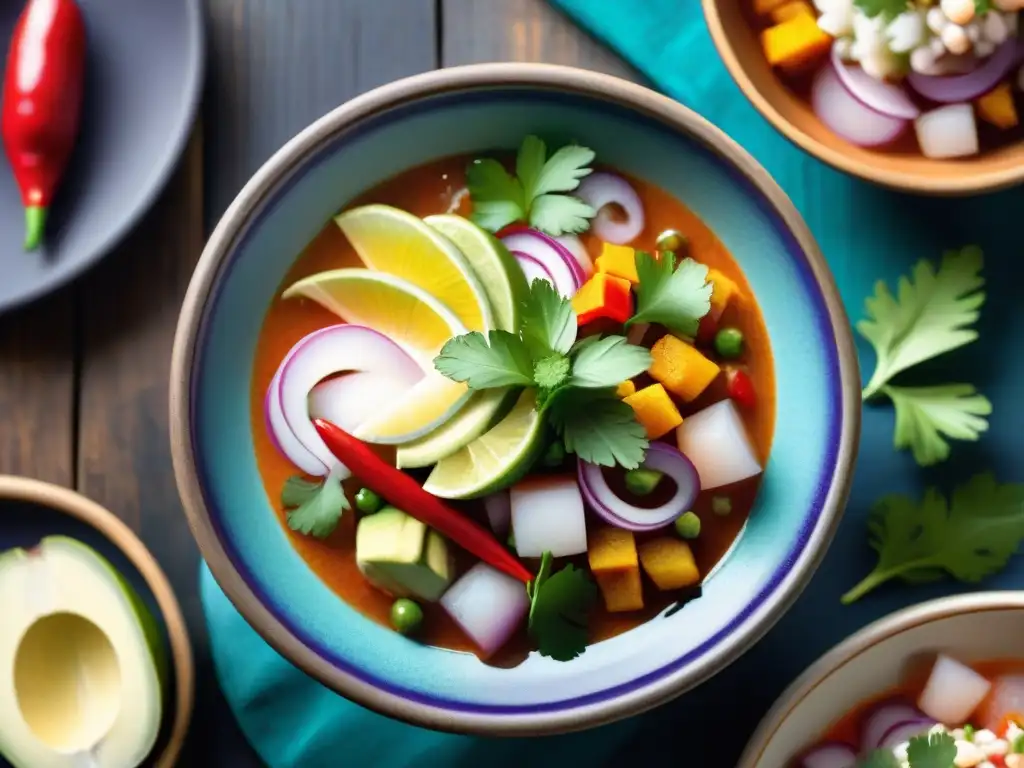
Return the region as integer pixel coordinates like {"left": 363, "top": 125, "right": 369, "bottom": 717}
{"left": 701, "top": 0, "right": 1024, "bottom": 195}
{"left": 0, "top": 475, "right": 194, "bottom": 767}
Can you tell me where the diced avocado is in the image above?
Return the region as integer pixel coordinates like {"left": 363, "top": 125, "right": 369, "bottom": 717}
{"left": 355, "top": 506, "right": 454, "bottom": 602}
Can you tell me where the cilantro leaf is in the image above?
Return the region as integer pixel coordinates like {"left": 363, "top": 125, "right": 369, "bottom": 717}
{"left": 548, "top": 388, "right": 649, "bottom": 469}
{"left": 859, "top": 247, "right": 985, "bottom": 400}
{"left": 841, "top": 473, "right": 1024, "bottom": 604}
{"left": 569, "top": 335, "right": 652, "bottom": 389}
{"left": 975, "top": 0, "right": 992, "bottom": 12}
{"left": 628, "top": 251, "right": 712, "bottom": 337}
{"left": 516, "top": 135, "right": 547, "bottom": 201}
{"left": 284, "top": 471, "right": 348, "bottom": 539}
{"left": 854, "top": 0, "right": 910, "bottom": 20}
{"left": 528, "top": 551, "right": 598, "bottom": 661}
{"left": 860, "top": 749, "right": 901, "bottom": 768}
{"left": 281, "top": 475, "right": 321, "bottom": 508}
{"left": 534, "top": 354, "right": 571, "bottom": 391}
{"left": 434, "top": 330, "right": 534, "bottom": 390}
{"left": 466, "top": 158, "right": 526, "bottom": 233}
{"left": 520, "top": 278, "right": 577, "bottom": 358}
{"left": 885, "top": 384, "right": 991, "bottom": 467}
{"left": 530, "top": 194, "right": 596, "bottom": 236}
{"left": 532, "top": 143, "right": 595, "bottom": 197}
{"left": 906, "top": 731, "right": 956, "bottom": 768}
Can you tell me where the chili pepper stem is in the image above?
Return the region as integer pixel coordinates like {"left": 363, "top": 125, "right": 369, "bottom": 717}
{"left": 23, "top": 206, "right": 47, "bottom": 251}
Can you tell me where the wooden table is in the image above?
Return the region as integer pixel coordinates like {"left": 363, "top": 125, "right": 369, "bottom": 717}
{"left": 0, "top": 1, "right": 651, "bottom": 764}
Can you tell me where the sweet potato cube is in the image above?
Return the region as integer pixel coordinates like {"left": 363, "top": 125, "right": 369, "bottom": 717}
{"left": 588, "top": 527, "right": 643, "bottom": 613}
{"left": 624, "top": 383, "right": 683, "bottom": 439}
{"left": 753, "top": 0, "right": 790, "bottom": 14}
{"left": 648, "top": 335, "right": 721, "bottom": 402}
{"left": 615, "top": 380, "right": 637, "bottom": 399}
{"left": 761, "top": 14, "right": 832, "bottom": 71}
{"left": 771, "top": 0, "right": 813, "bottom": 22}
{"left": 977, "top": 83, "right": 1019, "bottom": 130}
{"left": 707, "top": 268, "right": 742, "bottom": 320}
{"left": 572, "top": 273, "right": 634, "bottom": 326}
{"left": 638, "top": 537, "right": 700, "bottom": 591}
{"left": 595, "top": 243, "right": 640, "bottom": 284}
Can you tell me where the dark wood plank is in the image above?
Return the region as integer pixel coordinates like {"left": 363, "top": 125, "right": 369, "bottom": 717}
{"left": 0, "top": 290, "right": 74, "bottom": 486}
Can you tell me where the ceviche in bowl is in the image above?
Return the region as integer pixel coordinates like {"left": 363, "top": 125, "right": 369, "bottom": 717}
{"left": 170, "top": 63, "right": 859, "bottom": 734}
{"left": 738, "top": 593, "right": 1024, "bottom": 768}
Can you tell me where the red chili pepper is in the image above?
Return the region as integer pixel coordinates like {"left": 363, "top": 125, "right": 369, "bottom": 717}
{"left": 313, "top": 418, "right": 533, "bottom": 584}
{"left": 725, "top": 367, "right": 756, "bottom": 409}
{"left": 2, "top": 0, "right": 86, "bottom": 251}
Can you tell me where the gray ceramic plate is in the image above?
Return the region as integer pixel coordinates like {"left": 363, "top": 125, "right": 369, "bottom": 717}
{"left": 0, "top": 0, "right": 204, "bottom": 313}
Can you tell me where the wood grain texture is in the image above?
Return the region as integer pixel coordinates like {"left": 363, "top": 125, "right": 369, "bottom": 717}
{"left": 0, "top": 290, "right": 74, "bottom": 486}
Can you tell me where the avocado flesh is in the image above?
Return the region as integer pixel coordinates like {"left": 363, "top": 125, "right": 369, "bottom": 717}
{"left": 0, "top": 537, "right": 163, "bottom": 768}
{"left": 356, "top": 507, "right": 454, "bottom": 601}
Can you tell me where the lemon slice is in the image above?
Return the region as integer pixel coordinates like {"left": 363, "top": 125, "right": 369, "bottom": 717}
{"left": 282, "top": 269, "right": 464, "bottom": 367}
{"left": 335, "top": 204, "right": 493, "bottom": 332}
{"left": 422, "top": 390, "right": 545, "bottom": 500}
{"left": 424, "top": 214, "right": 528, "bottom": 332}
{"left": 355, "top": 373, "right": 471, "bottom": 445}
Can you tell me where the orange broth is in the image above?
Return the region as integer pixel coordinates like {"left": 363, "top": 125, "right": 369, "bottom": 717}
{"left": 249, "top": 154, "right": 776, "bottom": 663}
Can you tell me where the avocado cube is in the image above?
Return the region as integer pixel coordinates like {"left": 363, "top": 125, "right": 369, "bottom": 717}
{"left": 356, "top": 506, "right": 454, "bottom": 602}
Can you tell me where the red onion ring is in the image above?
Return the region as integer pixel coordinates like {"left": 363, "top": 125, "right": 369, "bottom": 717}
{"left": 831, "top": 46, "right": 920, "bottom": 119}
{"left": 500, "top": 226, "right": 583, "bottom": 296}
{"left": 907, "top": 39, "right": 1023, "bottom": 103}
{"left": 575, "top": 172, "right": 645, "bottom": 245}
{"left": 811, "top": 65, "right": 908, "bottom": 148}
{"left": 577, "top": 443, "right": 700, "bottom": 532}
{"left": 554, "top": 234, "right": 594, "bottom": 277}
{"left": 512, "top": 250, "right": 554, "bottom": 287}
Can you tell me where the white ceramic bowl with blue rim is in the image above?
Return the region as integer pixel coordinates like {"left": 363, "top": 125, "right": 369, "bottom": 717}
{"left": 169, "top": 63, "right": 861, "bottom": 735}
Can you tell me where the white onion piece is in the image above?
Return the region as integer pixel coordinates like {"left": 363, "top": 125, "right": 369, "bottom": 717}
{"left": 308, "top": 371, "right": 421, "bottom": 434}
{"left": 915, "top": 103, "right": 979, "bottom": 159}
{"left": 981, "top": 674, "right": 1024, "bottom": 729}
{"left": 440, "top": 562, "right": 529, "bottom": 656}
{"left": 513, "top": 251, "right": 555, "bottom": 288}
{"left": 917, "top": 654, "right": 992, "bottom": 724}
{"left": 577, "top": 443, "right": 700, "bottom": 532}
{"left": 676, "top": 400, "right": 762, "bottom": 490}
{"left": 831, "top": 46, "right": 920, "bottom": 119}
{"left": 861, "top": 700, "right": 924, "bottom": 752}
{"left": 879, "top": 720, "right": 936, "bottom": 750}
{"left": 575, "top": 172, "right": 645, "bottom": 245}
{"left": 811, "top": 65, "right": 908, "bottom": 147}
{"left": 800, "top": 742, "right": 858, "bottom": 768}
{"left": 484, "top": 490, "right": 512, "bottom": 537}
{"left": 555, "top": 234, "right": 594, "bottom": 277}
{"left": 501, "top": 227, "right": 583, "bottom": 297}
{"left": 273, "top": 325, "right": 424, "bottom": 475}
{"left": 266, "top": 367, "right": 326, "bottom": 476}
{"left": 509, "top": 476, "right": 587, "bottom": 557}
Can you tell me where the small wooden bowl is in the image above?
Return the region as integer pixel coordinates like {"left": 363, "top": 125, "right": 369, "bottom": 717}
{"left": 0, "top": 476, "right": 194, "bottom": 767}
{"left": 702, "top": 0, "right": 1024, "bottom": 195}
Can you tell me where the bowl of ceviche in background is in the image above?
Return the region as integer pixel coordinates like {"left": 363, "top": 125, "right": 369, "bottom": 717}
{"left": 737, "top": 592, "right": 1024, "bottom": 768}
{"left": 703, "top": 0, "right": 1024, "bottom": 194}
{"left": 169, "top": 63, "right": 860, "bottom": 735}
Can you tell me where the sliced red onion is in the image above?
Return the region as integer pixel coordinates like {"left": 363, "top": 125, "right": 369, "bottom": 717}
{"left": 500, "top": 226, "right": 583, "bottom": 297}
{"left": 554, "top": 234, "right": 594, "bottom": 277}
{"left": 676, "top": 400, "right": 762, "bottom": 490}
{"left": 917, "top": 654, "right": 992, "bottom": 724}
{"left": 308, "top": 371, "right": 421, "bottom": 434}
{"left": 811, "top": 65, "right": 908, "bottom": 148}
{"left": 861, "top": 700, "right": 924, "bottom": 752}
{"left": 509, "top": 476, "right": 587, "bottom": 557}
{"left": 799, "top": 742, "right": 858, "bottom": 768}
{"left": 483, "top": 490, "right": 512, "bottom": 538}
{"left": 907, "top": 39, "right": 1022, "bottom": 103}
{"left": 831, "top": 46, "right": 920, "bottom": 120}
{"left": 513, "top": 250, "right": 555, "bottom": 287}
{"left": 577, "top": 443, "right": 700, "bottom": 532}
{"left": 440, "top": 562, "right": 529, "bottom": 657}
{"left": 879, "top": 719, "right": 937, "bottom": 750}
{"left": 575, "top": 172, "right": 645, "bottom": 245}
{"left": 268, "top": 325, "right": 423, "bottom": 475}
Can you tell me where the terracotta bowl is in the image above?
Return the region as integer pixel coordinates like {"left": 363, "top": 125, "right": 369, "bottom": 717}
{"left": 702, "top": 0, "right": 1024, "bottom": 195}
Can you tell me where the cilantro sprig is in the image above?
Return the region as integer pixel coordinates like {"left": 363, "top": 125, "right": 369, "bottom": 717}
{"left": 627, "top": 251, "right": 713, "bottom": 338}
{"left": 466, "top": 135, "right": 597, "bottom": 236}
{"left": 527, "top": 551, "right": 598, "bottom": 661}
{"left": 841, "top": 473, "right": 1024, "bottom": 604}
{"left": 281, "top": 470, "right": 349, "bottom": 539}
{"left": 857, "top": 732, "right": 956, "bottom": 768}
{"left": 858, "top": 247, "right": 991, "bottom": 466}
{"left": 434, "top": 279, "right": 652, "bottom": 468}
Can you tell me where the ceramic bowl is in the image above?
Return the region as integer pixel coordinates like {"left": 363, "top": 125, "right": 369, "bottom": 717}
{"left": 702, "top": 0, "right": 1024, "bottom": 195}
{"left": 0, "top": 476, "right": 193, "bottom": 767}
{"left": 169, "top": 63, "right": 860, "bottom": 735}
{"left": 738, "top": 592, "right": 1024, "bottom": 767}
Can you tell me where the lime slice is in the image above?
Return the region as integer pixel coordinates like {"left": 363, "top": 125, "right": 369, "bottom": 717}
{"left": 424, "top": 214, "right": 528, "bottom": 332}
{"left": 335, "top": 204, "right": 493, "bottom": 332}
{"left": 355, "top": 372, "right": 471, "bottom": 445}
{"left": 282, "top": 269, "right": 465, "bottom": 366}
{"left": 422, "top": 390, "right": 545, "bottom": 500}
{"left": 395, "top": 387, "right": 519, "bottom": 469}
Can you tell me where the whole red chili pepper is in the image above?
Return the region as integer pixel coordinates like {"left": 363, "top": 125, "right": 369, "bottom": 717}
{"left": 2, "top": 0, "right": 86, "bottom": 251}
{"left": 313, "top": 418, "right": 533, "bottom": 584}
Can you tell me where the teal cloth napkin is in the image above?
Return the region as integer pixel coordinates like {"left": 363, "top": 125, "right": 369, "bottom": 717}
{"left": 202, "top": 2, "right": 1024, "bottom": 766}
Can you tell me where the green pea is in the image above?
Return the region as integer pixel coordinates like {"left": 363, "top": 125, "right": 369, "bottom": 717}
{"left": 390, "top": 598, "right": 424, "bottom": 636}
{"left": 714, "top": 327, "right": 744, "bottom": 359}
{"left": 542, "top": 441, "right": 566, "bottom": 468}
{"left": 963, "top": 724, "right": 975, "bottom": 742}
{"left": 674, "top": 511, "right": 701, "bottom": 540}
{"left": 1013, "top": 733, "right": 1024, "bottom": 754}
{"left": 656, "top": 229, "right": 689, "bottom": 255}
{"left": 712, "top": 496, "right": 732, "bottom": 516}
{"left": 355, "top": 487, "right": 383, "bottom": 514}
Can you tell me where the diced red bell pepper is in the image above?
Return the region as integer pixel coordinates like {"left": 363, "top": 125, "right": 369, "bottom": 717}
{"left": 725, "top": 367, "right": 756, "bottom": 409}
{"left": 572, "top": 273, "right": 634, "bottom": 326}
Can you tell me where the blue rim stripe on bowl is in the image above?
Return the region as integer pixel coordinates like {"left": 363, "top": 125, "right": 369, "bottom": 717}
{"left": 190, "top": 88, "right": 844, "bottom": 715}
